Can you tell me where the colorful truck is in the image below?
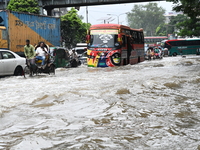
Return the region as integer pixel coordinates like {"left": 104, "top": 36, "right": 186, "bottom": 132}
{"left": 0, "top": 10, "right": 61, "bottom": 56}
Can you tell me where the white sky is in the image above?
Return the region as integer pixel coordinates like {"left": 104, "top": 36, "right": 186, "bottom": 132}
{"left": 77, "top": 1, "right": 174, "bottom": 25}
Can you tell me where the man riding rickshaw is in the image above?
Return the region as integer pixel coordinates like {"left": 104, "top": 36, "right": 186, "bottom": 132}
{"left": 24, "top": 40, "right": 55, "bottom": 77}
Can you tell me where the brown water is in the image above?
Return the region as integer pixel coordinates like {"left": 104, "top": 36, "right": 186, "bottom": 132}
{"left": 0, "top": 56, "right": 200, "bottom": 150}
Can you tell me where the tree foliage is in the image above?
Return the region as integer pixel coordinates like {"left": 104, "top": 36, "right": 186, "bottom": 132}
{"left": 61, "top": 8, "right": 90, "bottom": 49}
{"left": 7, "top": 0, "right": 39, "bottom": 14}
{"left": 167, "top": 0, "right": 200, "bottom": 36}
{"left": 156, "top": 23, "right": 167, "bottom": 36}
{"left": 156, "top": 14, "right": 187, "bottom": 36}
{"left": 127, "top": 3, "right": 165, "bottom": 36}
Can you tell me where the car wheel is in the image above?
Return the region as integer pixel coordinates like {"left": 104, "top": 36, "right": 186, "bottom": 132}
{"left": 14, "top": 66, "right": 23, "bottom": 76}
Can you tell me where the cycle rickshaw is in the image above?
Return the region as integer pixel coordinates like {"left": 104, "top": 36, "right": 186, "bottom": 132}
{"left": 24, "top": 43, "right": 56, "bottom": 78}
{"left": 23, "top": 54, "right": 55, "bottom": 77}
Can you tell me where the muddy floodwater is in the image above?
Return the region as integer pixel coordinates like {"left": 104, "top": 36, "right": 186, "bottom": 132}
{"left": 0, "top": 56, "right": 200, "bottom": 150}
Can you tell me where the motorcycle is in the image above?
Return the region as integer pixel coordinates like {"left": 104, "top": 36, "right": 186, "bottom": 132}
{"left": 154, "top": 52, "right": 163, "bottom": 59}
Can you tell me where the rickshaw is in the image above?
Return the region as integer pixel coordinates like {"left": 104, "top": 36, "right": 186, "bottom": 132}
{"left": 23, "top": 54, "right": 55, "bottom": 77}
{"left": 24, "top": 43, "right": 56, "bottom": 77}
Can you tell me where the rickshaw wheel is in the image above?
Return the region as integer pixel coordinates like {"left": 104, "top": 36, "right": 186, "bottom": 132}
{"left": 49, "top": 64, "right": 55, "bottom": 75}
{"left": 24, "top": 66, "right": 30, "bottom": 78}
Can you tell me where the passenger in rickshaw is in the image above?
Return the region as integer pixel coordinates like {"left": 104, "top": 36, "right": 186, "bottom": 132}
{"left": 35, "top": 42, "right": 48, "bottom": 66}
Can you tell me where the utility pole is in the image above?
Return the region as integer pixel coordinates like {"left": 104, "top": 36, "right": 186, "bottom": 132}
{"left": 86, "top": 6, "right": 88, "bottom": 25}
{"left": 107, "top": 12, "right": 128, "bottom": 24}
{"left": 4, "top": 0, "right": 7, "bottom": 9}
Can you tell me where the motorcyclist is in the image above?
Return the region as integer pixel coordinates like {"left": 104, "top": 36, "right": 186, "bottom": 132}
{"left": 158, "top": 47, "right": 163, "bottom": 58}
{"left": 146, "top": 47, "right": 152, "bottom": 60}
{"left": 154, "top": 47, "right": 160, "bottom": 58}
{"left": 70, "top": 49, "right": 78, "bottom": 61}
{"left": 154, "top": 47, "right": 160, "bottom": 53}
{"left": 70, "top": 49, "right": 80, "bottom": 67}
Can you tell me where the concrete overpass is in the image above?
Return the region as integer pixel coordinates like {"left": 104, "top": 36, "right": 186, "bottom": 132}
{"left": 39, "top": 0, "right": 163, "bottom": 15}
{"left": 0, "top": 0, "right": 164, "bottom": 15}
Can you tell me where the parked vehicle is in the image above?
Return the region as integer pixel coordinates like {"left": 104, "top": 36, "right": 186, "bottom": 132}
{"left": 75, "top": 43, "right": 87, "bottom": 57}
{"left": 0, "top": 49, "right": 26, "bottom": 76}
{"left": 0, "top": 10, "right": 61, "bottom": 57}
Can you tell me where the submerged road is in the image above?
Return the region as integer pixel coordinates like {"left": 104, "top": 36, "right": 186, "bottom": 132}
{"left": 0, "top": 55, "right": 200, "bottom": 149}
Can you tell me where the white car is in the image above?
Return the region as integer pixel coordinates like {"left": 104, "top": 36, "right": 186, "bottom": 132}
{"left": 79, "top": 51, "right": 87, "bottom": 65}
{"left": 0, "top": 49, "right": 26, "bottom": 76}
{"left": 75, "top": 43, "right": 87, "bottom": 57}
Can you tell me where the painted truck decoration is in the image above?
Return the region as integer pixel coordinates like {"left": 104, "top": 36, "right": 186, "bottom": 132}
{"left": 86, "top": 24, "right": 145, "bottom": 67}
{"left": 0, "top": 10, "right": 60, "bottom": 56}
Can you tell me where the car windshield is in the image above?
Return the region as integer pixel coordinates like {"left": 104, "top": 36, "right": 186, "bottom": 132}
{"left": 81, "top": 52, "right": 87, "bottom": 57}
{"left": 88, "top": 29, "right": 119, "bottom": 48}
{"left": 76, "top": 48, "right": 86, "bottom": 54}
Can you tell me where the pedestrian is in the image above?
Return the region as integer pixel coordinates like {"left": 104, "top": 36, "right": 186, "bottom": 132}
{"left": 158, "top": 47, "right": 162, "bottom": 58}
{"left": 24, "top": 39, "right": 36, "bottom": 66}
{"left": 180, "top": 50, "right": 183, "bottom": 56}
{"left": 146, "top": 47, "right": 152, "bottom": 60}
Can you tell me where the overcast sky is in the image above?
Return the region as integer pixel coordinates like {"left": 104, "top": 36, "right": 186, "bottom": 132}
{"left": 77, "top": 1, "right": 174, "bottom": 25}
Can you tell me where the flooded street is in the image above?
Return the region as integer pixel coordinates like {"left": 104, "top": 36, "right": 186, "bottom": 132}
{"left": 0, "top": 56, "right": 200, "bottom": 150}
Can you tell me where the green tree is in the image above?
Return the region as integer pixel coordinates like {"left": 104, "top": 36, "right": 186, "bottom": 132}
{"left": 7, "top": 0, "right": 39, "bottom": 14}
{"left": 127, "top": 3, "right": 165, "bottom": 36}
{"left": 156, "top": 14, "right": 187, "bottom": 36}
{"left": 167, "top": 0, "right": 200, "bottom": 36}
{"left": 156, "top": 23, "right": 167, "bottom": 36}
{"left": 61, "top": 8, "right": 90, "bottom": 49}
{"left": 169, "top": 14, "right": 188, "bottom": 35}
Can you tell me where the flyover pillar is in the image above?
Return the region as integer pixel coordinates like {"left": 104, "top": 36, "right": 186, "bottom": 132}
{"left": 46, "top": 8, "right": 53, "bottom": 16}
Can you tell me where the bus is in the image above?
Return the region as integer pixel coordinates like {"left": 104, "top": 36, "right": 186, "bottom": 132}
{"left": 86, "top": 24, "right": 145, "bottom": 67}
{"left": 144, "top": 36, "right": 168, "bottom": 47}
{"left": 163, "top": 38, "right": 200, "bottom": 56}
